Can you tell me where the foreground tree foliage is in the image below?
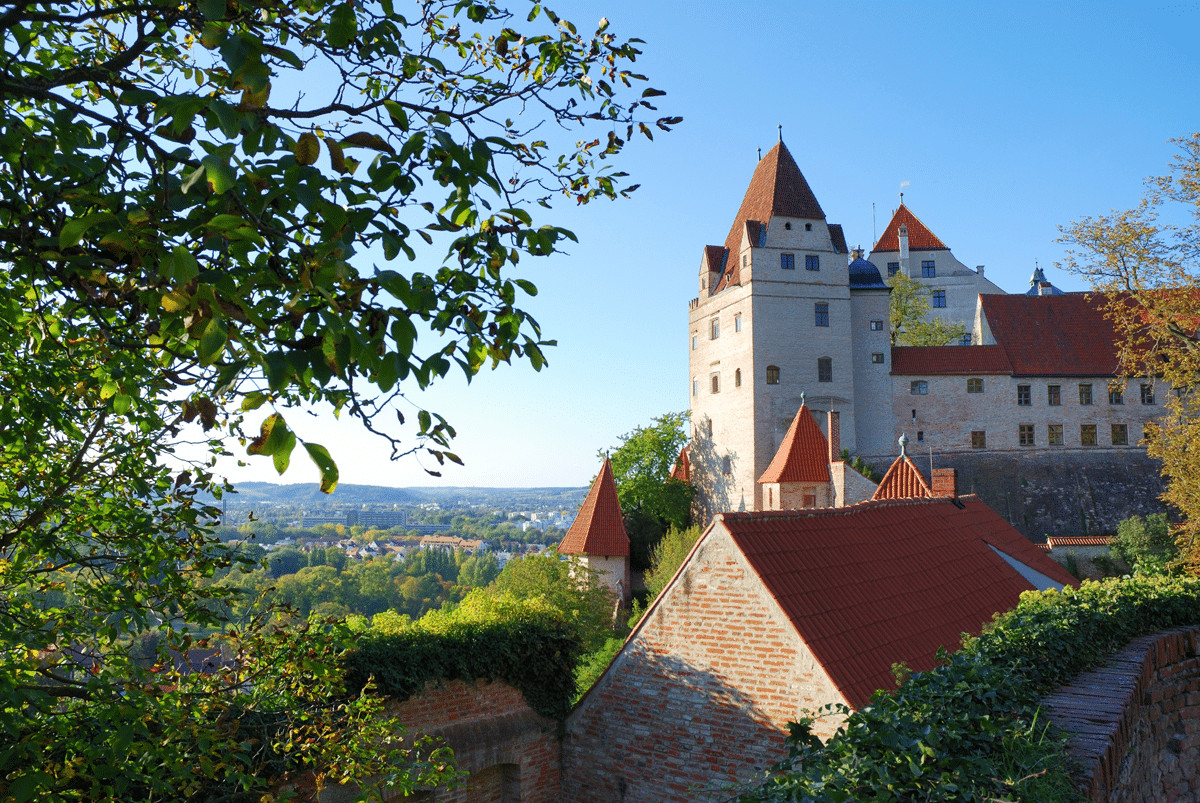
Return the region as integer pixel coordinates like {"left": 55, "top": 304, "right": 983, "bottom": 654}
{"left": 0, "top": 0, "right": 673, "bottom": 797}
{"left": 1059, "top": 134, "right": 1200, "bottom": 572}
{"left": 887, "top": 271, "right": 968, "bottom": 347}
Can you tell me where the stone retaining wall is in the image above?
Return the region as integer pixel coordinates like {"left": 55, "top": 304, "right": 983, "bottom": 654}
{"left": 1042, "top": 626, "right": 1200, "bottom": 802}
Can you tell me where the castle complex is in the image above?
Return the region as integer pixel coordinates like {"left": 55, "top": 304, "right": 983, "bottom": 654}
{"left": 687, "top": 141, "right": 1166, "bottom": 532}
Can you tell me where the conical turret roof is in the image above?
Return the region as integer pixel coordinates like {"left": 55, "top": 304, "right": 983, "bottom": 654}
{"left": 758, "top": 403, "right": 831, "bottom": 484}
{"left": 558, "top": 458, "right": 629, "bottom": 557}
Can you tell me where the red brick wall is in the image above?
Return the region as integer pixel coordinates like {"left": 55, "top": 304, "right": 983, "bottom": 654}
{"left": 387, "top": 679, "right": 561, "bottom": 802}
{"left": 1042, "top": 627, "right": 1200, "bottom": 802}
{"left": 562, "top": 529, "right": 847, "bottom": 802}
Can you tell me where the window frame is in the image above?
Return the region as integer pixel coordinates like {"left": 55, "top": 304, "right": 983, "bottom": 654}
{"left": 1079, "top": 383, "right": 1093, "bottom": 406}
{"left": 1017, "top": 384, "right": 1031, "bottom": 406}
{"left": 817, "top": 356, "right": 832, "bottom": 383}
{"left": 710, "top": 373, "right": 720, "bottom": 394}
{"left": 710, "top": 317, "right": 719, "bottom": 339}
{"left": 1081, "top": 424, "right": 1097, "bottom": 446}
{"left": 931, "top": 289, "right": 947, "bottom": 308}
{"left": 967, "top": 377, "right": 984, "bottom": 393}
{"left": 1141, "top": 383, "right": 1155, "bottom": 405}
{"left": 1047, "top": 384, "right": 1061, "bottom": 406}
{"left": 870, "top": 319, "right": 884, "bottom": 331}
{"left": 805, "top": 254, "right": 820, "bottom": 272}
{"left": 871, "top": 352, "right": 884, "bottom": 364}
{"left": 910, "top": 380, "right": 928, "bottom": 395}
{"left": 1112, "top": 423, "right": 1128, "bottom": 445}
{"left": 1048, "top": 424, "right": 1064, "bottom": 445}
{"left": 765, "top": 365, "right": 780, "bottom": 385}
{"left": 734, "top": 368, "right": 742, "bottom": 387}
{"left": 1109, "top": 386, "right": 1124, "bottom": 405}
{"left": 814, "top": 302, "right": 829, "bottom": 327}
{"left": 921, "top": 260, "right": 936, "bottom": 278}
{"left": 781, "top": 252, "right": 795, "bottom": 270}
{"left": 1019, "top": 423, "right": 1035, "bottom": 446}
{"left": 971, "top": 430, "right": 986, "bottom": 449}
{"left": 734, "top": 313, "right": 742, "bottom": 332}
{"left": 887, "top": 262, "right": 899, "bottom": 277}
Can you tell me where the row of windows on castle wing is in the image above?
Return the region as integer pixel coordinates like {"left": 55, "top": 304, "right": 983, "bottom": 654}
{"left": 909, "top": 379, "right": 1157, "bottom": 405}
{"left": 886, "top": 260, "right": 937, "bottom": 278}
{"left": 778, "top": 253, "right": 820, "bottom": 271}
{"left": 968, "top": 424, "right": 1136, "bottom": 449}
{"left": 692, "top": 360, "right": 838, "bottom": 395}
{"left": 695, "top": 315, "right": 888, "bottom": 347}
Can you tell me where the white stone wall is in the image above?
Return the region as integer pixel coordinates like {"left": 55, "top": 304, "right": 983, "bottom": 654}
{"left": 849, "top": 288, "right": 895, "bottom": 456}
{"left": 887, "top": 372, "right": 1165, "bottom": 458}
{"left": 581, "top": 554, "right": 630, "bottom": 604}
{"left": 868, "top": 246, "right": 1004, "bottom": 336}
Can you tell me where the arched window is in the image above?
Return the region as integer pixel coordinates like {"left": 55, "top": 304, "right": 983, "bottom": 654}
{"left": 734, "top": 368, "right": 742, "bottom": 387}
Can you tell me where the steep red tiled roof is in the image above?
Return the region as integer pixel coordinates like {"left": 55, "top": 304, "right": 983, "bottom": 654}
{"left": 758, "top": 404, "right": 831, "bottom": 484}
{"left": 872, "top": 455, "right": 932, "bottom": 500}
{"left": 981, "top": 293, "right": 1120, "bottom": 377}
{"left": 703, "top": 245, "right": 726, "bottom": 274}
{"left": 872, "top": 203, "right": 948, "bottom": 252}
{"left": 890, "top": 345, "right": 1013, "bottom": 375}
{"left": 558, "top": 459, "right": 629, "bottom": 557}
{"left": 828, "top": 223, "right": 848, "bottom": 255}
{"left": 714, "top": 141, "right": 825, "bottom": 292}
{"left": 670, "top": 445, "right": 691, "bottom": 484}
{"left": 718, "top": 497, "right": 1078, "bottom": 708}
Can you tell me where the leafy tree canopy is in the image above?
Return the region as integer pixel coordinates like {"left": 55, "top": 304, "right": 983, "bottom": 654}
{"left": 887, "top": 272, "right": 968, "bottom": 346}
{"left": 1059, "top": 133, "right": 1200, "bottom": 571}
{"left": 601, "top": 411, "right": 692, "bottom": 569}
{"left": 0, "top": 0, "right": 673, "bottom": 797}
{"left": 1113, "top": 513, "right": 1181, "bottom": 575}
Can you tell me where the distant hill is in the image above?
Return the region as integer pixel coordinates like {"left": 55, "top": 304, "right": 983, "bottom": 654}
{"left": 212, "top": 482, "right": 588, "bottom": 510}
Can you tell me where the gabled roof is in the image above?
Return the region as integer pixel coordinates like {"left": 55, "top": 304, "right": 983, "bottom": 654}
{"left": 714, "top": 141, "right": 826, "bottom": 292}
{"left": 891, "top": 345, "right": 1013, "bottom": 375}
{"left": 716, "top": 496, "right": 1077, "bottom": 708}
{"left": 558, "top": 459, "right": 629, "bottom": 557}
{"left": 980, "top": 293, "right": 1120, "bottom": 377}
{"left": 872, "top": 203, "right": 949, "bottom": 253}
{"left": 758, "top": 404, "right": 830, "bottom": 484}
{"left": 872, "top": 455, "right": 933, "bottom": 500}
{"left": 670, "top": 445, "right": 691, "bottom": 484}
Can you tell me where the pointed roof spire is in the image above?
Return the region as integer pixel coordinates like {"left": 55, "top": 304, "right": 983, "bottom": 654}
{"left": 713, "top": 140, "right": 826, "bottom": 292}
{"left": 758, "top": 401, "right": 831, "bottom": 484}
{"left": 558, "top": 458, "right": 629, "bottom": 557}
{"left": 871, "top": 203, "right": 948, "bottom": 253}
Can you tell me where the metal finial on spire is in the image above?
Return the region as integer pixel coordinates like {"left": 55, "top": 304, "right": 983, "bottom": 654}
{"left": 899, "top": 191, "right": 904, "bottom": 204}
{"left": 757, "top": 147, "right": 761, "bottom": 161}
{"left": 898, "top": 433, "right": 909, "bottom": 457}
{"left": 799, "top": 391, "right": 806, "bottom": 407}
{"left": 778, "top": 124, "right": 782, "bottom": 142}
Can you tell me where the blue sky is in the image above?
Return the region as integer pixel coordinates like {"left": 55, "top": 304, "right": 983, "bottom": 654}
{"left": 219, "top": 1, "right": 1200, "bottom": 490}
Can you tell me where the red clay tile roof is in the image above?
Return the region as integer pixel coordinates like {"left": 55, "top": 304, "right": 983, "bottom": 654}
{"left": 981, "top": 293, "right": 1120, "bottom": 377}
{"left": 558, "top": 459, "right": 629, "bottom": 557}
{"left": 890, "top": 345, "right": 1013, "bottom": 376}
{"left": 872, "top": 203, "right": 949, "bottom": 253}
{"left": 758, "top": 404, "right": 831, "bottom": 484}
{"left": 717, "top": 496, "right": 1078, "bottom": 708}
{"left": 670, "top": 445, "right": 691, "bottom": 484}
{"left": 714, "top": 141, "right": 825, "bottom": 292}
{"left": 1045, "top": 535, "right": 1113, "bottom": 548}
{"left": 828, "top": 223, "right": 848, "bottom": 255}
{"left": 872, "top": 455, "right": 933, "bottom": 500}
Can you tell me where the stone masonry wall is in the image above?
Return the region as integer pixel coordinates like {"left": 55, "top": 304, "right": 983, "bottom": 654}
{"left": 924, "top": 450, "right": 1166, "bottom": 538}
{"left": 386, "top": 679, "right": 560, "bottom": 803}
{"left": 1042, "top": 627, "right": 1200, "bottom": 802}
{"left": 561, "top": 529, "right": 846, "bottom": 803}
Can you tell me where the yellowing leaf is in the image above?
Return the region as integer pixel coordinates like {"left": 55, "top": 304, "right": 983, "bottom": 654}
{"left": 161, "top": 290, "right": 191, "bottom": 313}
{"left": 295, "top": 133, "right": 320, "bottom": 166}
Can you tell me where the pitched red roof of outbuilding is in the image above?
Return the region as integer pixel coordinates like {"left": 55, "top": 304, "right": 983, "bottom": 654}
{"left": 717, "top": 497, "right": 1077, "bottom": 708}
{"left": 981, "top": 293, "right": 1120, "bottom": 377}
{"left": 758, "top": 404, "right": 830, "bottom": 484}
{"left": 872, "top": 455, "right": 933, "bottom": 500}
{"left": 872, "top": 203, "right": 948, "bottom": 252}
{"left": 558, "top": 459, "right": 629, "bottom": 557}
{"left": 714, "top": 141, "right": 825, "bottom": 292}
{"left": 891, "top": 345, "right": 1013, "bottom": 376}
{"left": 670, "top": 445, "right": 691, "bottom": 484}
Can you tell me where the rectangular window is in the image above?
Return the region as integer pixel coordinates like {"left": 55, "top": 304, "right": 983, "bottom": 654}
{"left": 814, "top": 302, "right": 829, "bottom": 327}
{"left": 1109, "top": 386, "right": 1124, "bottom": 405}
{"left": 871, "top": 352, "right": 884, "bottom": 364}
{"left": 710, "top": 318, "right": 719, "bottom": 339}
{"left": 1112, "top": 424, "right": 1128, "bottom": 445}
{"left": 870, "top": 320, "right": 884, "bottom": 331}
{"left": 692, "top": 378, "right": 698, "bottom": 396}
{"left": 1047, "top": 385, "right": 1061, "bottom": 406}
{"left": 931, "top": 289, "right": 946, "bottom": 308}
{"left": 734, "top": 313, "right": 742, "bottom": 332}
{"left": 1048, "top": 424, "right": 1063, "bottom": 445}
{"left": 1141, "top": 383, "right": 1155, "bottom": 405}
{"left": 959, "top": 333, "right": 972, "bottom": 346}
{"left": 1079, "top": 383, "right": 1093, "bottom": 405}
{"left": 691, "top": 333, "right": 697, "bottom": 350}
{"left": 911, "top": 380, "right": 928, "bottom": 395}
{"left": 971, "top": 430, "right": 986, "bottom": 449}
{"left": 1081, "top": 424, "right": 1097, "bottom": 445}
{"left": 1019, "top": 424, "right": 1035, "bottom": 446}
{"left": 921, "top": 260, "right": 936, "bottom": 278}
{"left": 781, "top": 253, "right": 795, "bottom": 270}
{"left": 805, "top": 254, "right": 820, "bottom": 271}
{"left": 1017, "top": 384, "right": 1031, "bottom": 406}
{"left": 802, "top": 494, "right": 817, "bottom": 509}
{"left": 967, "top": 378, "right": 984, "bottom": 393}
{"left": 887, "top": 262, "right": 899, "bottom": 277}
{"left": 817, "top": 357, "right": 832, "bottom": 383}
{"left": 710, "top": 374, "right": 720, "bottom": 394}
{"left": 766, "top": 365, "right": 780, "bottom": 385}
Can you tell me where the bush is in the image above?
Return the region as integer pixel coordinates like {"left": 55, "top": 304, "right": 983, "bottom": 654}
{"left": 1112, "top": 513, "right": 1179, "bottom": 574}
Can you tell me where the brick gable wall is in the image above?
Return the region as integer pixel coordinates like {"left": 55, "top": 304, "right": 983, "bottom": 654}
{"left": 561, "top": 529, "right": 847, "bottom": 802}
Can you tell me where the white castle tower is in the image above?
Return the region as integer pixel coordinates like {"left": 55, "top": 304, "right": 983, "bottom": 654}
{"left": 687, "top": 141, "right": 891, "bottom": 523}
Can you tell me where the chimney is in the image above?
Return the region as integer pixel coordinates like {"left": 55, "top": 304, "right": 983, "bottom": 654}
{"left": 827, "top": 410, "right": 841, "bottom": 463}
{"left": 898, "top": 224, "right": 910, "bottom": 276}
{"left": 976, "top": 265, "right": 985, "bottom": 276}
{"left": 931, "top": 468, "right": 957, "bottom": 499}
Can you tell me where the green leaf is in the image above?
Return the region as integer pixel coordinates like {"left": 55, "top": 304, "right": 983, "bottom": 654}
{"left": 59, "top": 212, "right": 116, "bottom": 249}
{"left": 169, "top": 245, "right": 199, "bottom": 283}
{"left": 303, "top": 442, "right": 339, "bottom": 493}
{"left": 241, "top": 392, "right": 269, "bottom": 411}
{"left": 198, "top": 319, "right": 228, "bottom": 366}
{"left": 247, "top": 412, "right": 291, "bottom": 457}
{"left": 328, "top": 3, "right": 358, "bottom": 48}
{"left": 273, "top": 430, "right": 297, "bottom": 474}
{"left": 202, "top": 155, "right": 236, "bottom": 194}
